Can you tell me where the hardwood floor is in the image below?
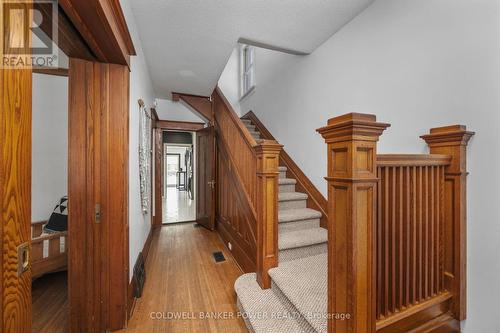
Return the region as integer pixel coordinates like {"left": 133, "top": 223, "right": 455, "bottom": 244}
{"left": 32, "top": 271, "right": 68, "bottom": 333}
{"left": 122, "top": 223, "right": 248, "bottom": 333}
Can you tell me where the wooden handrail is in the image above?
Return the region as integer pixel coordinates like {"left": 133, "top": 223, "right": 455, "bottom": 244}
{"left": 215, "top": 87, "right": 258, "bottom": 148}
{"left": 318, "top": 114, "right": 473, "bottom": 333}
{"left": 213, "top": 88, "right": 282, "bottom": 289}
{"left": 377, "top": 154, "right": 451, "bottom": 166}
{"left": 242, "top": 111, "right": 328, "bottom": 228}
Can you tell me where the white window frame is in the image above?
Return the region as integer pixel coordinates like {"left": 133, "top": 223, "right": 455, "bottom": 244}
{"left": 240, "top": 45, "right": 256, "bottom": 99}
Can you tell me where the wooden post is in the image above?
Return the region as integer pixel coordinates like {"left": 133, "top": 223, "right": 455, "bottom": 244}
{"left": 255, "top": 140, "right": 282, "bottom": 289}
{"left": 421, "top": 125, "right": 474, "bottom": 321}
{"left": 317, "top": 113, "right": 389, "bottom": 333}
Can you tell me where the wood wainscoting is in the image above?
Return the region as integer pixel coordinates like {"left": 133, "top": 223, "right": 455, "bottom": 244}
{"left": 213, "top": 88, "right": 282, "bottom": 289}
{"left": 215, "top": 135, "right": 258, "bottom": 273}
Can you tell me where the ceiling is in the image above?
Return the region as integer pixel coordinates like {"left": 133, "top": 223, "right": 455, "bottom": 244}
{"left": 131, "top": 0, "right": 375, "bottom": 99}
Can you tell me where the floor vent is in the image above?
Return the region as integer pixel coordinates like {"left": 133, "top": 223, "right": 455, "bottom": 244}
{"left": 213, "top": 251, "right": 226, "bottom": 263}
{"left": 133, "top": 252, "right": 146, "bottom": 298}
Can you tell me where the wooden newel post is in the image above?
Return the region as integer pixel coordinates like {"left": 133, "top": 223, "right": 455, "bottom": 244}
{"left": 421, "top": 125, "right": 474, "bottom": 321}
{"left": 255, "top": 140, "right": 283, "bottom": 289}
{"left": 317, "top": 113, "right": 390, "bottom": 333}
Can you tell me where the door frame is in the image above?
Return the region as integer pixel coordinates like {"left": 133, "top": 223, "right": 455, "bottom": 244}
{"left": 165, "top": 153, "right": 181, "bottom": 188}
{"left": 1, "top": 2, "right": 135, "bottom": 332}
{"left": 153, "top": 121, "right": 205, "bottom": 227}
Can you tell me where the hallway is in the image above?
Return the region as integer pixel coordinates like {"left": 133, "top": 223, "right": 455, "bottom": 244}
{"left": 163, "top": 187, "right": 196, "bottom": 223}
{"left": 122, "top": 223, "right": 247, "bottom": 333}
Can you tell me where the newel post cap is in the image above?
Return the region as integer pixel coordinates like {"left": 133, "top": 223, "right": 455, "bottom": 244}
{"left": 421, "top": 125, "right": 475, "bottom": 147}
{"left": 254, "top": 140, "right": 283, "bottom": 155}
{"left": 316, "top": 112, "right": 390, "bottom": 142}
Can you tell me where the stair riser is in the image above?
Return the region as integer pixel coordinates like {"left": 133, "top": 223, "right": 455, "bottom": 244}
{"left": 279, "top": 171, "right": 287, "bottom": 179}
{"left": 271, "top": 281, "right": 317, "bottom": 333}
{"left": 279, "top": 218, "right": 320, "bottom": 233}
{"left": 279, "top": 199, "right": 307, "bottom": 210}
{"left": 245, "top": 125, "right": 256, "bottom": 131}
{"left": 251, "top": 135, "right": 261, "bottom": 140}
{"left": 279, "top": 243, "right": 327, "bottom": 262}
{"left": 279, "top": 184, "right": 295, "bottom": 193}
{"left": 241, "top": 119, "right": 252, "bottom": 125}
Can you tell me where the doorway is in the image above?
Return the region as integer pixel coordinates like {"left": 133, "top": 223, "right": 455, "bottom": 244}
{"left": 163, "top": 131, "right": 196, "bottom": 224}
{"left": 31, "top": 68, "right": 69, "bottom": 332}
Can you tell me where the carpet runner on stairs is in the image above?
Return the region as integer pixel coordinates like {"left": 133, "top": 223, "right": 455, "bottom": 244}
{"left": 235, "top": 118, "right": 328, "bottom": 333}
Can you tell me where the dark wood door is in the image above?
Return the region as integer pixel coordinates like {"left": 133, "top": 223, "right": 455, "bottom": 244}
{"left": 196, "top": 126, "right": 216, "bottom": 230}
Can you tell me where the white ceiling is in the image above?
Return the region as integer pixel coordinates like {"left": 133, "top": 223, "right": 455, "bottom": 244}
{"left": 131, "top": 0, "right": 375, "bottom": 99}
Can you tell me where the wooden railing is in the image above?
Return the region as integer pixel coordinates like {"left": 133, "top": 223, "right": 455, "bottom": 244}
{"left": 212, "top": 87, "right": 282, "bottom": 288}
{"left": 242, "top": 111, "right": 329, "bottom": 228}
{"left": 318, "top": 114, "right": 474, "bottom": 333}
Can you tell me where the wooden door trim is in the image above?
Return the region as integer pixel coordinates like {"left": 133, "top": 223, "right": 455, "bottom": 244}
{"left": 58, "top": 0, "right": 136, "bottom": 66}
{"left": 156, "top": 120, "right": 205, "bottom": 131}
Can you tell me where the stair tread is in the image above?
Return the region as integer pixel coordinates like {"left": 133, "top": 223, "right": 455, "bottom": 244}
{"left": 269, "top": 254, "right": 328, "bottom": 333}
{"left": 279, "top": 208, "right": 322, "bottom": 223}
{"left": 235, "top": 273, "right": 305, "bottom": 333}
{"left": 278, "top": 166, "right": 287, "bottom": 172}
{"left": 278, "top": 178, "right": 297, "bottom": 185}
{"left": 278, "top": 227, "right": 327, "bottom": 250}
{"left": 279, "top": 192, "right": 308, "bottom": 202}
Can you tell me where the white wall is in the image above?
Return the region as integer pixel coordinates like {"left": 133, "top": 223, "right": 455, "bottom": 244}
{"left": 120, "top": 0, "right": 156, "bottom": 280}
{"left": 31, "top": 74, "right": 68, "bottom": 222}
{"left": 156, "top": 98, "right": 206, "bottom": 122}
{"left": 220, "top": 0, "right": 500, "bottom": 331}
{"left": 218, "top": 47, "right": 242, "bottom": 116}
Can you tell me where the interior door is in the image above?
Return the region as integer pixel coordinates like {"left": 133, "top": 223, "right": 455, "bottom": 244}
{"left": 196, "top": 126, "right": 216, "bottom": 230}
{"left": 1, "top": 2, "right": 33, "bottom": 331}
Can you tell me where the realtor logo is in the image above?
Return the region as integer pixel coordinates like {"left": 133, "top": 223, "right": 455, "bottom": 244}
{"left": 2, "top": 0, "right": 58, "bottom": 69}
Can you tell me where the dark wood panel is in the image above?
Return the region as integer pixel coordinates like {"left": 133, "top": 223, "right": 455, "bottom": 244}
{"left": 215, "top": 136, "right": 258, "bottom": 273}
{"left": 196, "top": 127, "right": 216, "bottom": 230}
{"left": 68, "top": 59, "right": 130, "bottom": 332}
{"left": 172, "top": 92, "right": 212, "bottom": 121}
{"left": 242, "top": 111, "right": 328, "bottom": 228}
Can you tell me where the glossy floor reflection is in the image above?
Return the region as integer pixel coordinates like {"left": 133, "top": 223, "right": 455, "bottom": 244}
{"left": 163, "top": 187, "right": 196, "bottom": 223}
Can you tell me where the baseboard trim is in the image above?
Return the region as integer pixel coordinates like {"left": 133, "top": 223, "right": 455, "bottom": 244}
{"left": 127, "top": 226, "right": 154, "bottom": 320}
